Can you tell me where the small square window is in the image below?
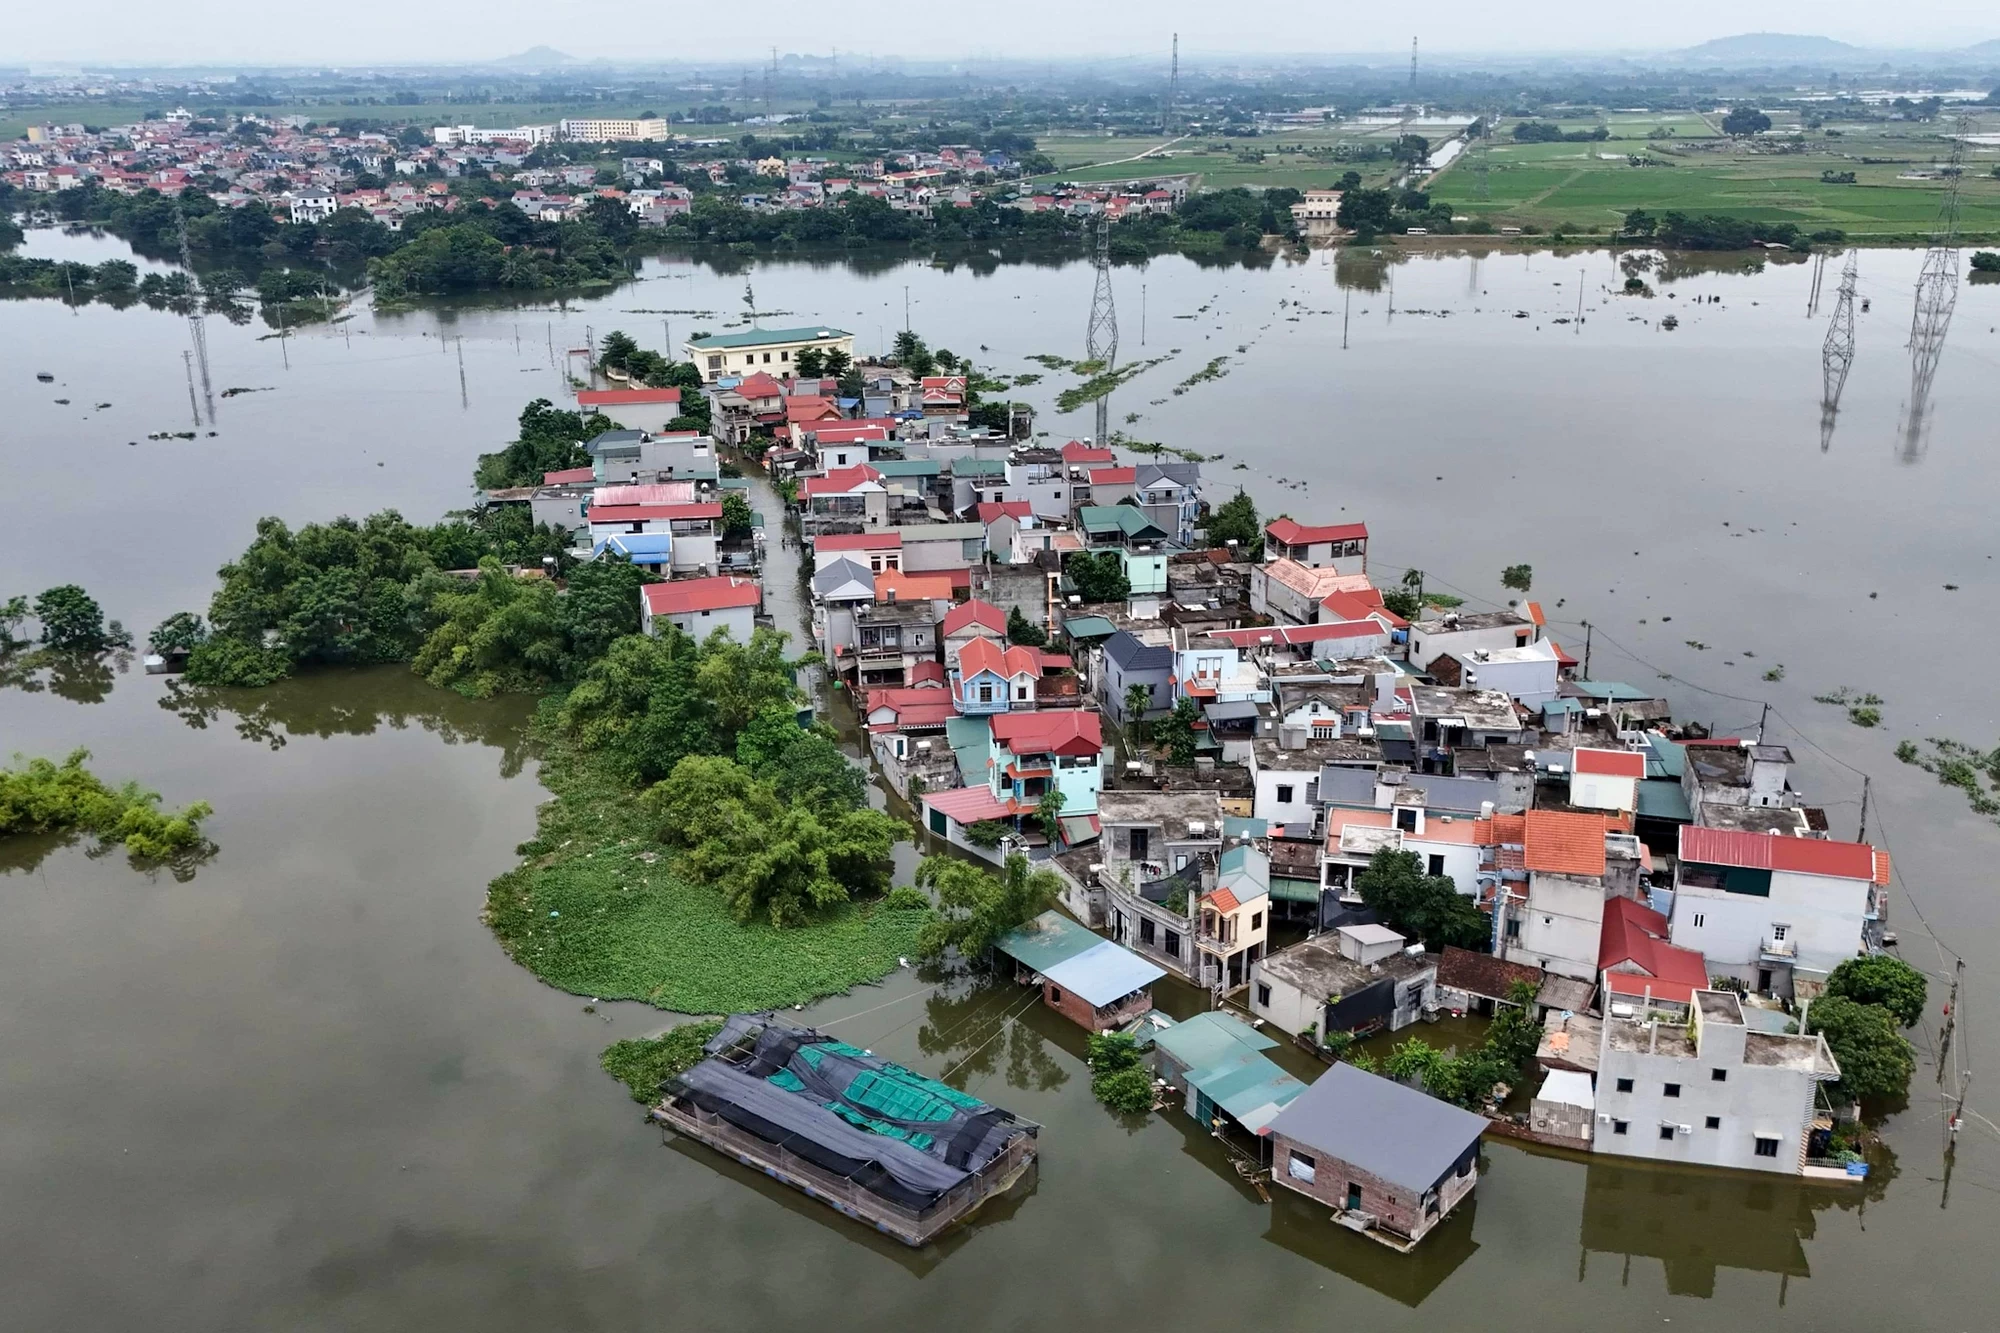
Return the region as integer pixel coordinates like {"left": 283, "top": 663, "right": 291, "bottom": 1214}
{"left": 1256, "top": 982, "right": 1272, "bottom": 1007}
{"left": 1250, "top": 911, "right": 1263, "bottom": 930}
{"left": 1612, "top": 1120, "right": 1629, "bottom": 1136}
{"left": 1614, "top": 1077, "right": 1634, "bottom": 1093}
{"left": 1659, "top": 1126, "right": 1677, "bottom": 1142}
{"left": 1712, "top": 1068, "right": 1728, "bottom": 1082}
{"left": 1663, "top": 1083, "right": 1681, "bottom": 1098}
{"left": 1276, "top": 785, "right": 1294, "bottom": 804}
{"left": 1754, "top": 1136, "right": 1781, "bottom": 1158}
{"left": 1705, "top": 1116, "right": 1722, "bottom": 1130}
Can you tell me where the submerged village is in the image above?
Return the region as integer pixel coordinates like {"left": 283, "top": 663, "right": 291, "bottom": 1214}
{"left": 457, "top": 315, "right": 1913, "bottom": 1252}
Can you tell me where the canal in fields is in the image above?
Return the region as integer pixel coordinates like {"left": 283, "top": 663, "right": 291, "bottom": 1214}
{"left": 3, "top": 231, "right": 1999, "bottom": 1330}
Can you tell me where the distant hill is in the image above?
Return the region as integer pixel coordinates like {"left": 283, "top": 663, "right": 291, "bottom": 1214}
{"left": 1674, "top": 33, "right": 1865, "bottom": 64}
{"left": 1957, "top": 38, "right": 2000, "bottom": 57}
{"left": 492, "top": 45, "right": 576, "bottom": 68}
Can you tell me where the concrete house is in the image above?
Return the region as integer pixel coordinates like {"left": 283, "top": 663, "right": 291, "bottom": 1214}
{"left": 1250, "top": 558, "right": 1377, "bottom": 627}
{"left": 1071, "top": 790, "right": 1225, "bottom": 980}
{"left": 1100, "top": 629, "right": 1174, "bottom": 722}
{"left": 1250, "top": 924, "right": 1436, "bottom": 1041}
{"left": 1197, "top": 845, "right": 1272, "bottom": 992}
{"left": 1150, "top": 1011, "right": 1305, "bottom": 1137}
{"left": 1266, "top": 1063, "right": 1487, "bottom": 1249}
{"left": 1669, "top": 826, "right": 1888, "bottom": 998}
{"left": 1514, "top": 810, "right": 1648, "bottom": 980}
{"left": 1134, "top": 461, "right": 1202, "bottom": 546}
{"left": 1263, "top": 518, "right": 1368, "bottom": 573}
{"left": 1592, "top": 989, "right": 1840, "bottom": 1176}
{"left": 577, "top": 386, "right": 685, "bottom": 433}
{"left": 1568, "top": 747, "right": 1647, "bottom": 814}
{"left": 684, "top": 325, "right": 855, "bottom": 381}
{"left": 640, "top": 576, "right": 761, "bottom": 642}
{"left": 1406, "top": 608, "right": 1543, "bottom": 670}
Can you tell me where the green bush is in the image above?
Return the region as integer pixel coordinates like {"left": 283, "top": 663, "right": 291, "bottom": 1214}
{"left": 1088, "top": 1031, "right": 1155, "bottom": 1112}
{"left": 599, "top": 1020, "right": 724, "bottom": 1102}
{"left": 0, "top": 749, "right": 215, "bottom": 871}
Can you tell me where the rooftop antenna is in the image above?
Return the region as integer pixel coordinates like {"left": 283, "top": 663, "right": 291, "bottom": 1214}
{"left": 1819, "top": 250, "right": 1858, "bottom": 452}
{"left": 1165, "top": 33, "right": 1179, "bottom": 135}
{"left": 1086, "top": 215, "right": 1119, "bottom": 447}
{"left": 1901, "top": 115, "right": 1969, "bottom": 463}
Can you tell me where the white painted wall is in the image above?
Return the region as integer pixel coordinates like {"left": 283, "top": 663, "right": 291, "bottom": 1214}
{"left": 1593, "top": 1020, "right": 1822, "bottom": 1174}
{"left": 1253, "top": 765, "right": 1319, "bottom": 831}
{"left": 645, "top": 602, "right": 755, "bottom": 644}
{"left": 1570, "top": 770, "right": 1639, "bottom": 813}
{"left": 1669, "top": 871, "right": 1872, "bottom": 992}
{"left": 1248, "top": 960, "right": 1320, "bottom": 1037}
{"left": 1520, "top": 872, "right": 1607, "bottom": 979}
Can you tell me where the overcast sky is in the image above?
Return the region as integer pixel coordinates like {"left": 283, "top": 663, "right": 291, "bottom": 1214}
{"left": 10, "top": 3, "right": 2000, "bottom": 68}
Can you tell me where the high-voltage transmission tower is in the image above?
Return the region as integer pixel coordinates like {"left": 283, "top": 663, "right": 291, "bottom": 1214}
{"left": 1819, "top": 250, "right": 1858, "bottom": 452}
{"left": 1409, "top": 37, "right": 1418, "bottom": 90}
{"left": 1902, "top": 117, "right": 1970, "bottom": 461}
{"left": 177, "top": 214, "right": 214, "bottom": 425}
{"left": 1164, "top": 33, "right": 1179, "bottom": 134}
{"left": 1086, "top": 217, "right": 1119, "bottom": 446}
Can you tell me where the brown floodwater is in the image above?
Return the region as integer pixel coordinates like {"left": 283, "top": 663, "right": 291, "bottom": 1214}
{"left": 3, "top": 230, "right": 1998, "bottom": 1330}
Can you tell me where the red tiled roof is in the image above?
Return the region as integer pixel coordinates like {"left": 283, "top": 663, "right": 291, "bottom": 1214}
{"left": 864, "top": 686, "right": 957, "bottom": 731}
{"left": 923, "top": 786, "right": 1014, "bottom": 824}
{"left": 1549, "top": 640, "right": 1578, "bottom": 667}
{"left": 588, "top": 502, "right": 722, "bottom": 524}
{"left": 940, "top": 599, "right": 1006, "bottom": 637}
{"left": 1206, "top": 886, "right": 1241, "bottom": 914}
{"left": 1435, "top": 946, "right": 1543, "bottom": 1001}
{"left": 874, "top": 570, "right": 954, "bottom": 603}
{"left": 908, "top": 659, "right": 948, "bottom": 686}
{"left": 577, "top": 387, "right": 682, "bottom": 407}
{"left": 1523, "top": 600, "right": 1546, "bottom": 627}
{"left": 1266, "top": 518, "right": 1368, "bottom": 547}
{"left": 1574, "top": 747, "right": 1646, "bottom": 779}
{"left": 798, "top": 464, "right": 884, "bottom": 498}
{"left": 807, "top": 419, "right": 899, "bottom": 443}
{"left": 1088, "top": 466, "right": 1137, "bottom": 484}
{"left": 1320, "top": 589, "right": 1404, "bottom": 630}
{"left": 1604, "top": 970, "right": 1702, "bottom": 1007}
{"left": 1678, "top": 826, "right": 1887, "bottom": 884}
{"left": 990, "top": 710, "right": 1102, "bottom": 758}
{"left": 975, "top": 501, "right": 1034, "bottom": 524}
{"left": 954, "top": 637, "right": 1056, "bottom": 688}
{"left": 641, "top": 576, "right": 761, "bottom": 615}
{"left": 542, "top": 466, "right": 596, "bottom": 485}
{"left": 1062, "top": 441, "right": 1116, "bottom": 464}
{"left": 1205, "top": 620, "right": 1386, "bottom": 649}
{"left": 814, "top": 531, "right": 902, "bottom": 552}
{"left": 1523, "top": 810, "right": 1611, "bottom": 877}
{"left": 733, "top": 372, "right": 784, "bottom": 398}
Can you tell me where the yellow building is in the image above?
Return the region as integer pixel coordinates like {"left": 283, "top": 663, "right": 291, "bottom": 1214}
{"left": 684, "top": 325, "right": 856, "bottom": 381}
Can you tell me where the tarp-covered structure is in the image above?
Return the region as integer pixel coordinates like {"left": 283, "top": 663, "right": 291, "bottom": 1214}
{"left": 662, "top": 1015, "right": 1039, "bottom": 1222}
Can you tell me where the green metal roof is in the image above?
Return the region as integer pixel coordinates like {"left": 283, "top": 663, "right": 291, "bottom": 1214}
{"left": 1062, "top": 615, "right": 1118, "bottom": 640}
{"left": 1636, "top": 778, "right": 1693, "bottom": 823}
{"left": 689, "top": 325, "right": 851, "bottom": 349}
{"left": 873, "top": 458, "right": 941, "bottom": 478}
{"left": 945, "top": 715, "right": 993, "bottom": 782}
{"left": 1151, "top": 1010, "right": 1278, "bottom": 1067}
{"left": 994, "top": 909, "right": 1100, "bottom": 973}
{"left": 1223, "top": 816, "right": 1268, "bottom": 841}
{"left": 1645, "top": 734, "right": 1687, "bottom": 779}
{"left": 1078, "top": 505, "right": 1166, "bottom": 539}
{"left": 1269, "top": 875, "right": 1321, "bottom": 903}
{"left": 1569, "top": 680, "right": 1653, "bottom": 702}
{"left": 951, "top": 457, "right": 1008, "bottom": 478}
{"left": 1189, "top": 1051, "right": 1306, "bottom": 1132}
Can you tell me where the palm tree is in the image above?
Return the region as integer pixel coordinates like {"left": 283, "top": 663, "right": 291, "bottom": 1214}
{"left": 1124, "top": 684, "right": 1153, "bottom": 752}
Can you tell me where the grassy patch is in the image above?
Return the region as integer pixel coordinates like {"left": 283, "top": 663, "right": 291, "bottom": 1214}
{"left": 484, "top": 719, "right": 927, "bottom": 1013}
{"left": 600, "top": 1020, "right": 723, "bottom": 1103}
{"left": 1895, "top": 737, "right": 2000, "bottom": 821}
{"left": 1055, "top": 355, "right": 1172, "bottom": 413}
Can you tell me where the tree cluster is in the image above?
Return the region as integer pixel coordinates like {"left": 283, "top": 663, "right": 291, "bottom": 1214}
{"left": 913, "top": 851, "right": 1060, "bottom": 962}
{"left": 1804, "top": 954, "right": 1927, "bottom": 1103}
{"left": 1065, "top": 550, "right": 1130, "bottom": 603}
{"left": 1087, "top": 1031, "right": 1156, "bottom": 1113}
{"left": 0, "top": 749, "right": 215, "bottom": 875}
{"left": 1203, "top": 489, "right": 1263, "bottom": 558}
{"left": 1353, "top": 848, "right": 1489, "bottom": 950}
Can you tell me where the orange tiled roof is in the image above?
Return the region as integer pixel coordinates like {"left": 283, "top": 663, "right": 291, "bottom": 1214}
{"left": 1523, "top": 809, "right": 1610, "bottom": 877}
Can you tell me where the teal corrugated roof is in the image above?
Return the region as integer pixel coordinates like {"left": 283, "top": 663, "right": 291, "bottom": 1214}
{"left": 1062, "top": 615, "right": 1118, "bottom": 639}
{"left": 1269, "top": 876, "right": 1320, "bottom": 903}
{"left": 1569, "top": 680, "right": 1652, "bottom": 702}
{"left": 994, "top": 909, "right": 1100, "bottom": 973}
{"left": 951, "top": 457, "right": 1008, "bottom": 478}
{"left": 874, "top": 458, "right": 941, "bottom": 478}
{"left": 945, "top": 715, "right": 992, "bottom": 781}
{"left": 1645, "top": 733, "right": 1687, "bottom": 779}
{"left": 1223, "top": 816, "right": 1267, "bottom": 841}
{"left": 1152, "top": 1010, "right": 1277, "bottom": 1069}
{"left": 1636, "top": 778, "right": 1693, "bottom": 823}
{"left": 688, "top": 325, "right": 850, "bottom": 349}
{"left": 1078, "top": 505, "right": 1164, "bottom": 538}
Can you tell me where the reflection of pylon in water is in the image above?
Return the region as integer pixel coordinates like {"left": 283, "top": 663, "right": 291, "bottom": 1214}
{"left": 1901, "top": 117, "right": 1969, "bottom": 462}
{"left": 1819, "top": 250, "right": 1857, "bottom": 452}
{"left": 177, "top": 215, "right": 214, "bottom": 424}
{"left": 1086, "top": 217, "right": 1119, "bottom": 445}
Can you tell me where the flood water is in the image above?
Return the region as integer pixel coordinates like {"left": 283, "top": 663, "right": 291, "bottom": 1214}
{"left": 4, "top": 230, "right": 2000, "bottom": 1330}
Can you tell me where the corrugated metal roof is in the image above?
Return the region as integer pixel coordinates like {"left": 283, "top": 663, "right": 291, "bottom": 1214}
{"left": 1266, "top": 1064, "right": 1487, "bottom": 1190}
{"left": 1679, "top": 826, "right": 1885, "bottom": 883}
{"left": 993, "top": 909, "right": 1099, "bottom": 973}
{"left": 1041, "top": 939, "right": 1166, "bottom": 1008}
{"left": 1635, "top": 779, "right": 1693, "bottom": 823}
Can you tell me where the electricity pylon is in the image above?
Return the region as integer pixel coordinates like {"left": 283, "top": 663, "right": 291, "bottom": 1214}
{"left": 1902, "top": 117, "right": 1969, "bottom": 461}
{"left": 1086, "top": 217, "right": 1119, "bottom": 445}
{"left": 177, "top": 215, "right": 214, "bottom": 424}
{"left": 1819, "top": 250, "right": 1857, "bottom": 452}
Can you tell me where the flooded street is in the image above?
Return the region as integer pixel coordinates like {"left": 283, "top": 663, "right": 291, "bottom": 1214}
{"left": 3, "top": 232, "right": 1999, "bottom": 1330}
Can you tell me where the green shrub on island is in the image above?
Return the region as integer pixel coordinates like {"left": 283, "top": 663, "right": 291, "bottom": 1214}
{"left": 0, "top": 749, "right": 215, "bottom": 870}
{"left": 1088, "top": 1032, "right": 1156, "bottom": 1113}
{"left": 600, "top": 1020, "right": 725, "bottom": 1103}
{"left": 912, "top": 853, "right": 1060, "bottom": 962}
{"left": 8, "top": 585, "right": 132, "bottom": 652}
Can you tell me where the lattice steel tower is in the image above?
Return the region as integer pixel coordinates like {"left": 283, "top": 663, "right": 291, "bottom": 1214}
{"left": 177, "top": 214, "right": 214, "bottom": 424}
{"left": 1902, "top": 117, "right": 1969, "bottom": 461}
{"left": 1819, "top": 250, "right": 1857, "bottom": 452}
{"left": 1086, "top": 217, "right": 1119, "bottom": 445}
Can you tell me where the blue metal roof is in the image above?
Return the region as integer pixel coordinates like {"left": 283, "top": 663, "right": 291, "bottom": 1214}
{"left": 1223, "top": 816, "right": 1268, "bottom": 841}
{"left": 1041, "top": 939, "right": 1166, "bottom": 1008}
{"left": 994, "top": 910, "right": 1099, "bottom": 974}
{"left": 594, "top": 533, "right": 673, "bottom": 560}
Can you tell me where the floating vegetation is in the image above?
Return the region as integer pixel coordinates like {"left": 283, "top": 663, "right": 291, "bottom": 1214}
{"left": 219, "top": 386, "right": 274, "bottom": 398}
{"left": 1685, "top": 640, "right": 1709, "bottom": 650}
{"left": 147, "top": 431, "right": 198, "bottom": 440}
{"left": 1762, "top": 665, "right": 1786, "bottom": 682}
{"left": 1011, "top": 372, "right": 1043, "bottom": 386}
{"left": 1025, "top": 353, "right": 1073, "bottom": 370}
{"left": 1896, "top": 737, "right": 2000, "bottom": 821}
{"left": 1172, "top": 356, "right": 1230, "bottom": 396}
{"left": 1054, "top": 355, "right": 1171, "bottom": 413}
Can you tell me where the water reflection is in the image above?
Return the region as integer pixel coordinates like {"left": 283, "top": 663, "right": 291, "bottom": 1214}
{"left": 1900, "top": 246, "right": 1959, "bottom": 464}
{"left": 0, "top": 819, "right": 215, "bottom": 883}
{"left": 157, "top": 665, "right": 536, "bottom": 776}
{"left": 912, "top": 978, "right": 1072, "bottom": 1096}
{"left": 1265, "top": 1186, "right": 1479, "bottom": 1306}
{"left": 1578, "top": 1150, "right": 1893, "bottom": 1301}
{"left": 0, "top": 646, "right": 128, "bottom": 705}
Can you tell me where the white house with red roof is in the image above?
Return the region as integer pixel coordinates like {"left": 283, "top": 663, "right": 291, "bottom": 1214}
{"left": 1263, "top": 518, "right": 1368, "bottom": 573}
{"left": 577, "top": 386, "right": 684, "bottom": 433}
{"left": 1250, "top": 558, "right": 1381, "bottom": 627}
{"left": 640, "top": 576, "right": 762, "bottom": 642}
{"left": 586, "top": 501, "right": 721, "bottom": 574}
{"left": 812, "top": 530, "right": 902, "bottom": 573}
{"left": 949, "top": 638, "right": 1070, "bottom": 715}
{"left": 1568, "top": 747, "right": 1646, "bottom": 813}
{"left": 1669, "top": 826, "right": 1889, "bottom": 998}
{"left": 940, "top": 598, "right": 1007, "bottom": 657}
{"left": 798, "top": 464, "right": 886, "bottom": 525}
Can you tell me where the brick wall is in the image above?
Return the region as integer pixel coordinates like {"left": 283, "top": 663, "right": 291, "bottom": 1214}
{"left": 1042, "top": 980, "right": 1152, "bottom": 1033}
{"left": 1267, "top": 1133, "right": 1477, "bottom": 1244}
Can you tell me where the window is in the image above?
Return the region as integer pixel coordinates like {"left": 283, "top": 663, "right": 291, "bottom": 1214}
{"left": 1396, "top": 808, "right": 1419, "bottom": 832}
{"left": 1163, "top": 929, "right": 1181, "bottom": 956}
{"left": 1771, "top": 923, "right": 1789, "bottom": 941}
{"left": 1712, "top": 1069, "right": 1728, "bottom": 1083}
{"left": 1256, "top": 982, "right": 1272, "bottom": 1007}
{"left": 1286, "top": 1150, "right": 1316, "bottom": 1184}
{"left": 1276, "top": 785, "right": 1294, "bottom": 804}
{"left": 1754, "top": 1136, "right": 1781, "bottom": 1159}
{"left": 1663, "top": 1083, "right": 1681, "bottom": 1098}
{"left": 1614, "top": 1077, "right": 1634, "bottom": 1093}
{"left": 979, "top": 684, "right": 994, "bottom": 703}
{"left": 1660, "top": 1125, "right": 1677, "bottom": 1141}
{"left": 1016, "top": 686, "right": 1030, "bottom": 701}
{"left": 1692, "top": 912, "right": 1705, "bottom": 928}
{"left": 1139, "top": 918, "right": 1156, "bottom": 946}
{"left": 1428, "top": 854, "right": 1446, "bottom": 876}
{"left": 1250, "top": 911, "right": 1262, "bottom": 930}
{"left": 1612, "top": 1120, "right": 1629, "bottom": 1136}
{"left": 1505, "top": 917, "right": 1521, "bottom": 941}
{"left": 1705, "top": 1116, "right": 1722, "bottom": 1130}
{"left": 780, "top": 350, "right": 790, "bottom": 361}
{"left": 762, "top": 352, "right": 772, "bottom": 363}
{"left": 1047, "top": 987, "right": 1062, "bottom": 1003}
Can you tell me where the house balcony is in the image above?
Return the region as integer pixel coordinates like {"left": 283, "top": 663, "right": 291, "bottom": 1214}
{"left": 1760, "top": 936, "right": 1798, "bottom": 961}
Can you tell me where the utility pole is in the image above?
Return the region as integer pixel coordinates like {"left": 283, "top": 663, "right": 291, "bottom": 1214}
{"left": 1756, "top": 701, "right": 1769, "bottom": 743}
{"left": 1857, "top": 773, "right": 1870, "bottom": 843}
{"left": 1086, "top": 215, "right": 1119, "bottom": 445}
{"left": 1409, "top": 36, "right": 1418, "bottom": 92}
{"left": 1938, "top": 959, "right": 1963, "bottom": 1088}
{"left": 456, "top": 336, "right": 468, "bottom": 409}
{"left": 1140, "top": 281, "right": 1146, "bottom": 346}
{"left": 1806, "top": 250, "right": 1827, "bottom": 316}
{"left": 1582, "top": 621, "right": 1593, "bottom": 677}
{"left": 1342, "top": 287, "right": 1351, "bottom": 349}
{"left": 903, "top": 283, "right": 910, "bottom": 333}
{"left": 276, "top": 302, "right": 289, "bottom": 370}
{"left": 182, "top": 349, "right": 200, "bottom": 428}
{"left": 176, "top": 214, "right": 214, "bottom": 424}
{"left": 1574, "top": 267, "right": 1585, "bottom": 332}
{"left": 1165, "top": 33, "right": 1179, "bottom": 135}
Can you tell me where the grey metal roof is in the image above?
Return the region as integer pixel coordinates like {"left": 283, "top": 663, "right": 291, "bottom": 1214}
{"left": 1204, "top": 699, "right": 1262, "bottom": 722}
{"left": 812, "top": 556, "right": 874, "bottom": 596}
{"left": 1402, "top": 772, "right": 1506, "bottom": 814}
{"left": 1315, "top": 764, "right": 1379, "bottom": 807}
{"left": 1266, "top": 1063, "right": 1488, "bottom": 1194}
{"left": 1136, "top": 461, "right": 1200, "bottom": 488}
{"left": 1103, "top": 630, "right": 1173, "bottom": 671}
